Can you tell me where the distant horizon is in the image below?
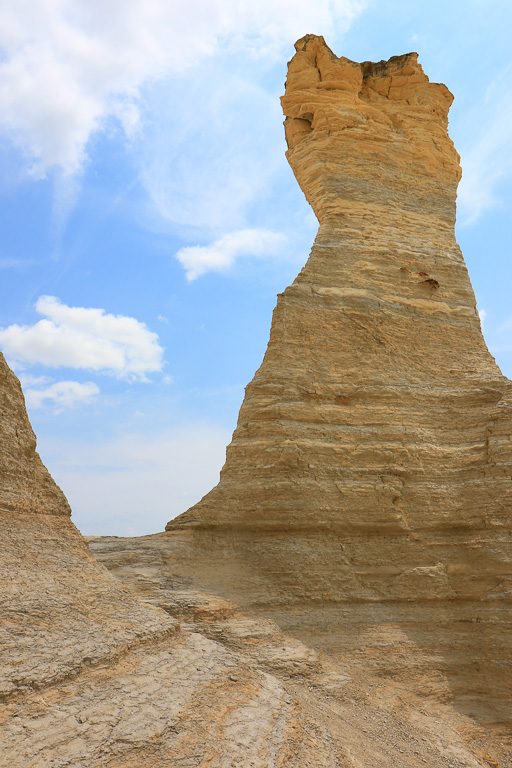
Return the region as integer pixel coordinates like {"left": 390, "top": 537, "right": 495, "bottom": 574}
{"left": 0, "top": 1, "right": 511, "bottom": 536}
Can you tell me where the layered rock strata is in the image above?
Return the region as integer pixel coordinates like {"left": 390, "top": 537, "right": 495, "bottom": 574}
{"left": 165, "top": 35, "right": 512, "bottom": 735}
{"left": 3, "top": 340, "right": 497, "bottom": 766}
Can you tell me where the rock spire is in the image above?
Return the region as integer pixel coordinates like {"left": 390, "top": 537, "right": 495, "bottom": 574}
{"left": 168, "top": 34, "right": 512, "bottom": 592}
{"left": 165, "top": 35, "right": 512, "bottom": 729}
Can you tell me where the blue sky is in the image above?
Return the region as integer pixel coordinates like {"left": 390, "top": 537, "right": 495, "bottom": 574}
{"left": 0, "top": 0, "right": 511, "bottom": 535}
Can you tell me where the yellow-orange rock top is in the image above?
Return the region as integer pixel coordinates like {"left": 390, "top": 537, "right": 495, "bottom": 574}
{"left": 283, "top": 35, "right": 459, "bottom": 225}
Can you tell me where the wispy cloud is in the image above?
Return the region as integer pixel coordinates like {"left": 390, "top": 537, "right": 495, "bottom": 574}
{"left": 457, "top": 63, "right": 512, "bottom": 224}
{"left": 0, "top": 295, "right": 163, "bottom": 380}
{"left": 0, "top": 0, "right": 365, "bottom": 176}
{"left": 23, "top": 379, "right": 99, "bottom": 411}
{"left": 498, "top": 315, "right": 512, "bottom": 334}
{"left": 0, "top": 257, "right": 32, "bottom": 269}
{"left": 176, "top": 229, "right": 287, "bottom": 280}
{"left": 137, "top": 68, "right": 285, "bottom": 234}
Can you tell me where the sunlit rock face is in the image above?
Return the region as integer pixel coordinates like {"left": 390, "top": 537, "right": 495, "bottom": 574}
{"left": 166, "top": 35, "right": 512, "bottom": 731}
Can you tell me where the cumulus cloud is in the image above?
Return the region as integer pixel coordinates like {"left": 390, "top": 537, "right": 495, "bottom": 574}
{"left": 0, "top": 0, "right": 364, "bottom": 174}
{"left": 0, "top": 295, "right": 163, "bottom": 380}
{"left": 176, "top": 228, "right": 287, "bottom": 280}
{"left": 23, "top": 380, "right": 99, "bottom": 411}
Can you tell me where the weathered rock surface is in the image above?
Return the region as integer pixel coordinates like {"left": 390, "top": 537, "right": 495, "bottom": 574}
{"left": 4, "top": 310, "right": 498, "bottom": 767}
{"left": 0, "top": 350, "right": 71, "bottom": 519}
{"left": 162, "top": 34, "right": 512, "bottom": 741}
{"left": 88, "top": 533, "right": 510, "bottom": 768}
{"left": 0, "top": 351, "right": 176, "bottom": 703}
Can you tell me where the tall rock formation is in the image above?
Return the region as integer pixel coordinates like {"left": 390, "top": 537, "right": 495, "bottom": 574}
{"left": 169, "top": 34, "right": 511, "bottom": 553}
{"left": 165, "top": 35, "right": 512, "bottom": 732}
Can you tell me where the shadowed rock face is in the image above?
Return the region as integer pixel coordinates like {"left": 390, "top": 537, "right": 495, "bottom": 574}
{"left": 163, "top": 35, "right": 512, "bottom": 731}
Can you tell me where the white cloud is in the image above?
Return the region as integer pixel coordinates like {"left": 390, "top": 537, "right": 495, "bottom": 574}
{"left": 41, "top": 424, "right": 231, "bottom": 536}
{"left": 137, "top": 66, "right": 287, "bottom": 233}
{"left": 23, "top": 380, "right": 99, "bottom": 411}
{"left": 176, "top": 229, "right": 287, "bottom": 280}
{"left": 0, "top": 295, "right": 163, "bottom": 380}
{"left": 18, "top": 373, "right": 51, "bottom": 388}
{"left": 0, "top": 0, "right": 364, "bottom": 175}
{"left": 478, "top": 308, "right": 487, "bottom": 326}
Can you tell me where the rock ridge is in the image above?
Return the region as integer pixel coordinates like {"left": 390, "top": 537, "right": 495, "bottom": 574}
{"left": 0, "top": 351, "right": 177, "bottom": 703}
{"left": 0, "top": 351, "right": 71, "bottom": 517}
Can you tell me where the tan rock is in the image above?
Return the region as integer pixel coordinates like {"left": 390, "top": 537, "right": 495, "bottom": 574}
{"left": 163, "top": 34, "right": 512, "bottom": 739}
{"left": 4, "top": 306, "right": 491, "bottom": 768}
{"left": 0, "top": 348, "right": 176, "bottom": 700}
{"left": 0, "top": 350, "right": 71, "bottom": 518}
{"left": 90, "top": 532, "right": 511, "bottom": 767}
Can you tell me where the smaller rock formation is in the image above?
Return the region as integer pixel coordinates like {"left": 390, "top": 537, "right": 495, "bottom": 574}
{"left": 0, "top": 350, "right": 71, "bottom": 518}
{"left": 0, "top": 350, "right": 175, "bottom": 701}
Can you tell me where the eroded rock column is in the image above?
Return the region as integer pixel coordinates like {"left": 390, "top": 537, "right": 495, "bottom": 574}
{"left": 166, "top": 36, "right": 512, "bottom": 728}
